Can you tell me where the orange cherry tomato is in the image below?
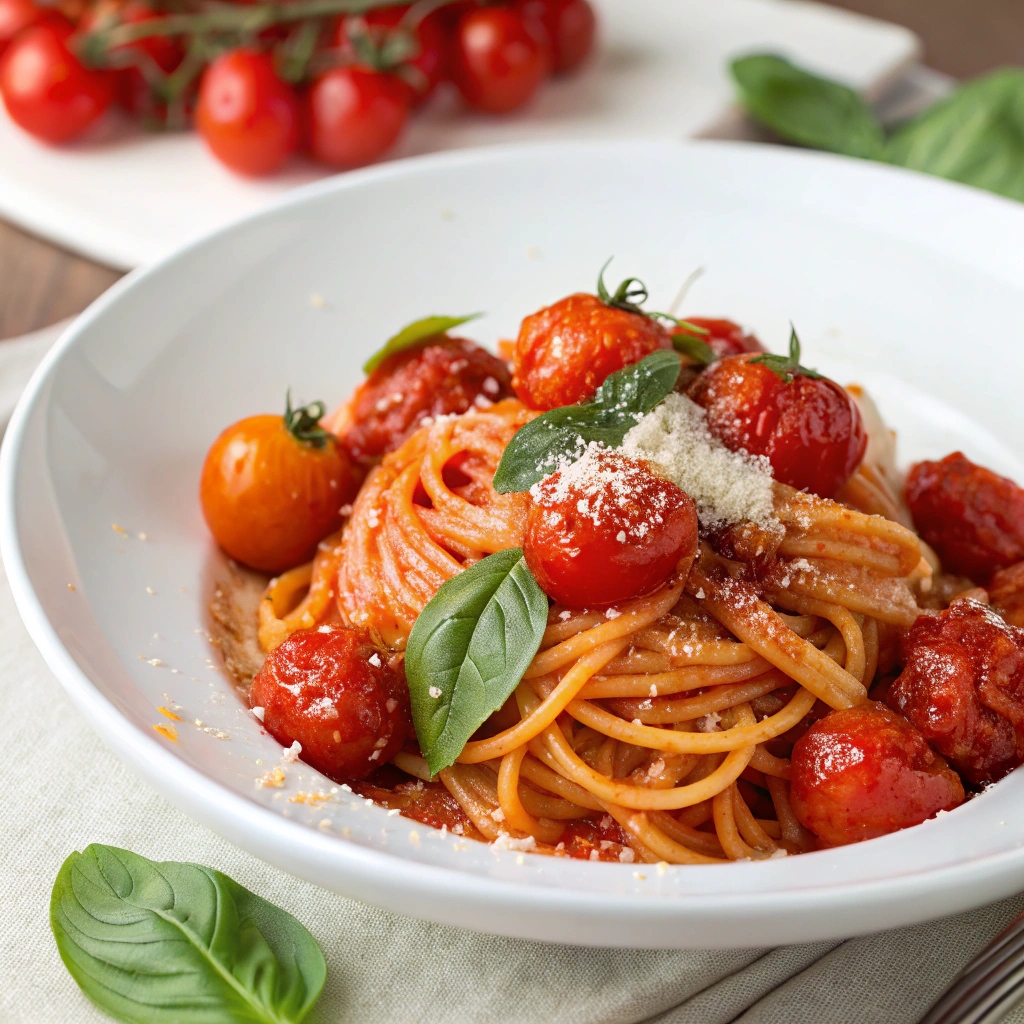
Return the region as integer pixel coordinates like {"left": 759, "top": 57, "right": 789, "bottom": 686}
{"left": 200, "top": 396, "right": 360, "bottom": 573}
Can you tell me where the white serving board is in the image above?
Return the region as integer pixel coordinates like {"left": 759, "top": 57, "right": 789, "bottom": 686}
{"left": 0, "top": 0, "right": 919, "bottom": 269}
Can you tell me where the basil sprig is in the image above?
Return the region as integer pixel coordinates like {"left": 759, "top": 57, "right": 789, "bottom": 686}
{"left": 406, "top": 548, "right": 549, "bottom": 775}
{"left": 363, "top": 313, "right": 482, "bottom": 373}
{"left": 51, "top": 844, "right": 326, "bottom": 1024}
{"left": 731, "top": 56, "right": 1024, "bottom": 204}
{"left": 492, "top": 349, "right": 682, "bottom": 494}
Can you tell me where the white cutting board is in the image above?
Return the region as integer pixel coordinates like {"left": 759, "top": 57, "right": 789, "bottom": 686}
{"left": 0, "top": 0, "right": 918, "bottom": 269}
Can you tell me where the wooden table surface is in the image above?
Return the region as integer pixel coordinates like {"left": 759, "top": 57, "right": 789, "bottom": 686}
{"left": 1, "top": 0, "right": 1020, "bottom": 341}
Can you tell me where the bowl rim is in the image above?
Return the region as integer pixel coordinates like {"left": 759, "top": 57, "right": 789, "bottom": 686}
{"left": 6, "top": 138, "right": 1024, "bottom": 947}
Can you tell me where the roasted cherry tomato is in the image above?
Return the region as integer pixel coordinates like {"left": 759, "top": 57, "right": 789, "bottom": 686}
{"left": 888, "top": 598, "right": 1024, "bottom": 786}
{"left": 790, "top": 701, "right": 964, "bottom": 847}
{"left": 513, "top": 0, "right": 596, "bottom": 73}
{"left": 523, "top": 451, "right": 698, "bottom": 608}
{"left": 195, "top": 48, "right": 299, "bottom": 176}
{"left": 452, "top": 7, "right": 548, "bottom": 114}
{"left": 249, "top": 626, "right": 410, "bottom": 781}
{"left": 333, "top": 5, "right": 448, "bottom": 103}
{"left": 905, "top": 452, "right": 1024, "bottom": 583}
{"left": 200, "top": 396, "right": 360, "bottom": 573}
{"left": 687, "top": 332, "right": 866, "bottom": 499}
{"left": 676, "top": 317, "right": 766, "bottom": 359}
{"left": 513, "top": 285, "right": 672, "bottom": 411}
{"left": 334, "top": 337, "right": 513, "bottom": 465}
{"left": 305, "top": 65, "right": 408, "bottom": 169}
{"left": 0, "top": 17, "right": 113, "bottom": 143}
{"left": 0, "top": 0, "right": 44, "bottom": 56}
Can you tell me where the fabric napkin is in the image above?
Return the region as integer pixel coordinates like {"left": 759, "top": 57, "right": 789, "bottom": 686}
{"left": 3, "top": 328, "right": 1024, "bottom": 1023}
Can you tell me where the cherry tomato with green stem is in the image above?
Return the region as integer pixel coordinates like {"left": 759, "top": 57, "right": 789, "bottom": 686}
{"left": 195, "top": 48, "right": 299, "bottom": 176}
{"left": 304, "top": 65, "right": 408, "bottom": 169}
{"left": 0, "top": 16, "right": 114, "bottom": 143}
{"left": 333, "top": 4, "right": 448, "bottom": 104}
{"left": 452, "top": 7, "right": 548, "bottom": 114}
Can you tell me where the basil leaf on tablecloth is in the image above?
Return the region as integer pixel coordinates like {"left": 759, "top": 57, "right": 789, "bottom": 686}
{"left": 492, "top": 349, "right": 682, "bottom": 494}
{"left": 363, "top": 313, "right": 483, "bottom": 373}
{"left": 50, "top": 844, "right": 326, "bottom": 1024}
{"left": 406, "top": 548, "right": 548, "bottom": 775}
{"left": 730, "top": 54, "right": 885, "bottom": 159}
{"left": 885, "top": 69, "right": 1024, "bottom": 203}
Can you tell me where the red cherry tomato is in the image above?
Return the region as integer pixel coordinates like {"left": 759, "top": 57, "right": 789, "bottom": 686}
{"left": 335, "top": 337, "right": 513, "bottom": 465}
{"left": 304, "top": 65, "right": 408, "bottom": 170}
{"left": 200, "top": 399, "right": 360, "bottom": 573}
{"left": 108, "top": 2, "right": 184, "bottom": 118}
{"left": 523, "top": 451, "right": 698, "bottom": 608}
{"left": 676, "top": 317, "right": 766, "bottom": 359}
{"left": 0, "top": 17, "right": 113, "bottom": 143}
{"left": 889, "top": 598, "right": 1024, "bottom": 786}
{"left": 905, "top": 452, "right": 1024, "bottom": 583}
{"left": 249, "top": 626, "right": 411, "bottom": 782}
{"left": 452, "top": 7, "right": 548, "bottom": 114}
{"left": 790, "top": 702, "right": 964, "bottom": 847}
{"left": 333, "top": 5, "right": 448, "bottom": 103}
{"left": 512, "top": 292, "right": 672, "bottom": 411}
{"left": 0, "top": 0, "right": 44, "bottom": 56}
{"left": 687, "top": 352, "right": 866, "bottom": 499}
{"left": 514, "top": 0, "right": 596, "bottom": 73}
{"left": 195, "top": 48, "right": 299, "bottom": 176}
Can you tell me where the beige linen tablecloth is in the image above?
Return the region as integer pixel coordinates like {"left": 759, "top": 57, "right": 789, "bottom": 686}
{"left": 4, "top": 313, "right": 1024, "bottom": 1024}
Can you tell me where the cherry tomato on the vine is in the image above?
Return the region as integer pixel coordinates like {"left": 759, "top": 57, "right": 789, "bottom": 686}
{"left": 195, "top": 48, "right": 299, "bottom": 177}
{"left": 0, "top": 16, "right": 114, "bottom": 143}
{"left": 452, "top": 7, "right": 548, "bottom": 114}
{"left": 0, "top": 0, "right": 44, "bottom": 56}
{"left": 305, "top": 65, "right": 408, "bottom": 169}
{"left": 200, "top": 396, "right": 360, "bottom": 573}
{"left": 687, "top": 332, "right": 866, "bottom": 499}
{"left": 333, "top": 4, "right": 448, "bottom": 103}
{"left": 106, "top": 2, "right": 184, "bottom": 118}
{"left": 514, "top": 0, "right": 596, "bottom": 73}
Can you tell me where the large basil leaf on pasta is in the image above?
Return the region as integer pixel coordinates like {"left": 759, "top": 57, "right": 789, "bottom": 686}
{"left": 406, "top": 548, "right": 549, "bottom": 775}
{"left": 492, "top": 349, "right": 682, "bottom": 493}
{"left": 50, "top": 844, "right": 326, "bottom": 1024}
{"left": 363, "top": 313, "right": 482, "bottom": 373}
{"left": 730, "top": 54, "right": 885, "bottom": 159}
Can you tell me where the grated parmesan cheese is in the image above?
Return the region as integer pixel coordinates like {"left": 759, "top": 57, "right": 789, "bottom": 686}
{"left": 622, "top": 393, "right": 779, "bottom": 532}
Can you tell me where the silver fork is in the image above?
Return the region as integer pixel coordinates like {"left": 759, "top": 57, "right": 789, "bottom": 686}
{"left": 921, "top": 911, "right": 1024, "bottom": 1024}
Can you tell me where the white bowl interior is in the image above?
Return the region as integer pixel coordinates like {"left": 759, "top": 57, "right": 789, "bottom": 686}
{"left": 6, "top": 141, "right": 1024, "bottom": 948}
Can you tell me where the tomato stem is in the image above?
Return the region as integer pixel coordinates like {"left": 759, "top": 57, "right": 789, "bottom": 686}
{"left": 74, "top": 0, "right": 449, "bottom": 66}
{"left": 284, "top": 391, "right": 336, "bottom": 449}
{"left": 749, "top": 325, "right": 824, "bottom": 383}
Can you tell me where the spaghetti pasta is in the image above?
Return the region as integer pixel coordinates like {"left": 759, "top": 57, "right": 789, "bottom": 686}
{"left": 253, "top": 390, "right": 931, "bottom": 863}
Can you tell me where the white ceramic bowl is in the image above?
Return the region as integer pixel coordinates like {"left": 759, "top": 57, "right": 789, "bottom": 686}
{"left": 5, "top": 141, "right": 1024, "bottom": 949}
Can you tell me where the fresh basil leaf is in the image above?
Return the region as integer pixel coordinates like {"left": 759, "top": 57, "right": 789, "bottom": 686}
{"left": 731, "top": 54, "right": 885, "bottom": 160}
{"left": 363, "top": 313, "right": 483, "bottom": 373}
{"left": 492, "top": 349, "right": 682, "bottom": 494}
{"left": 885, "top": 69, "right": 1024, "bottom": 203}
{"left": 50, "top": 844, "right": 326, "bottom": 1024}
{"left": 406, "top": 548, "right": 549, "bottom": 775}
